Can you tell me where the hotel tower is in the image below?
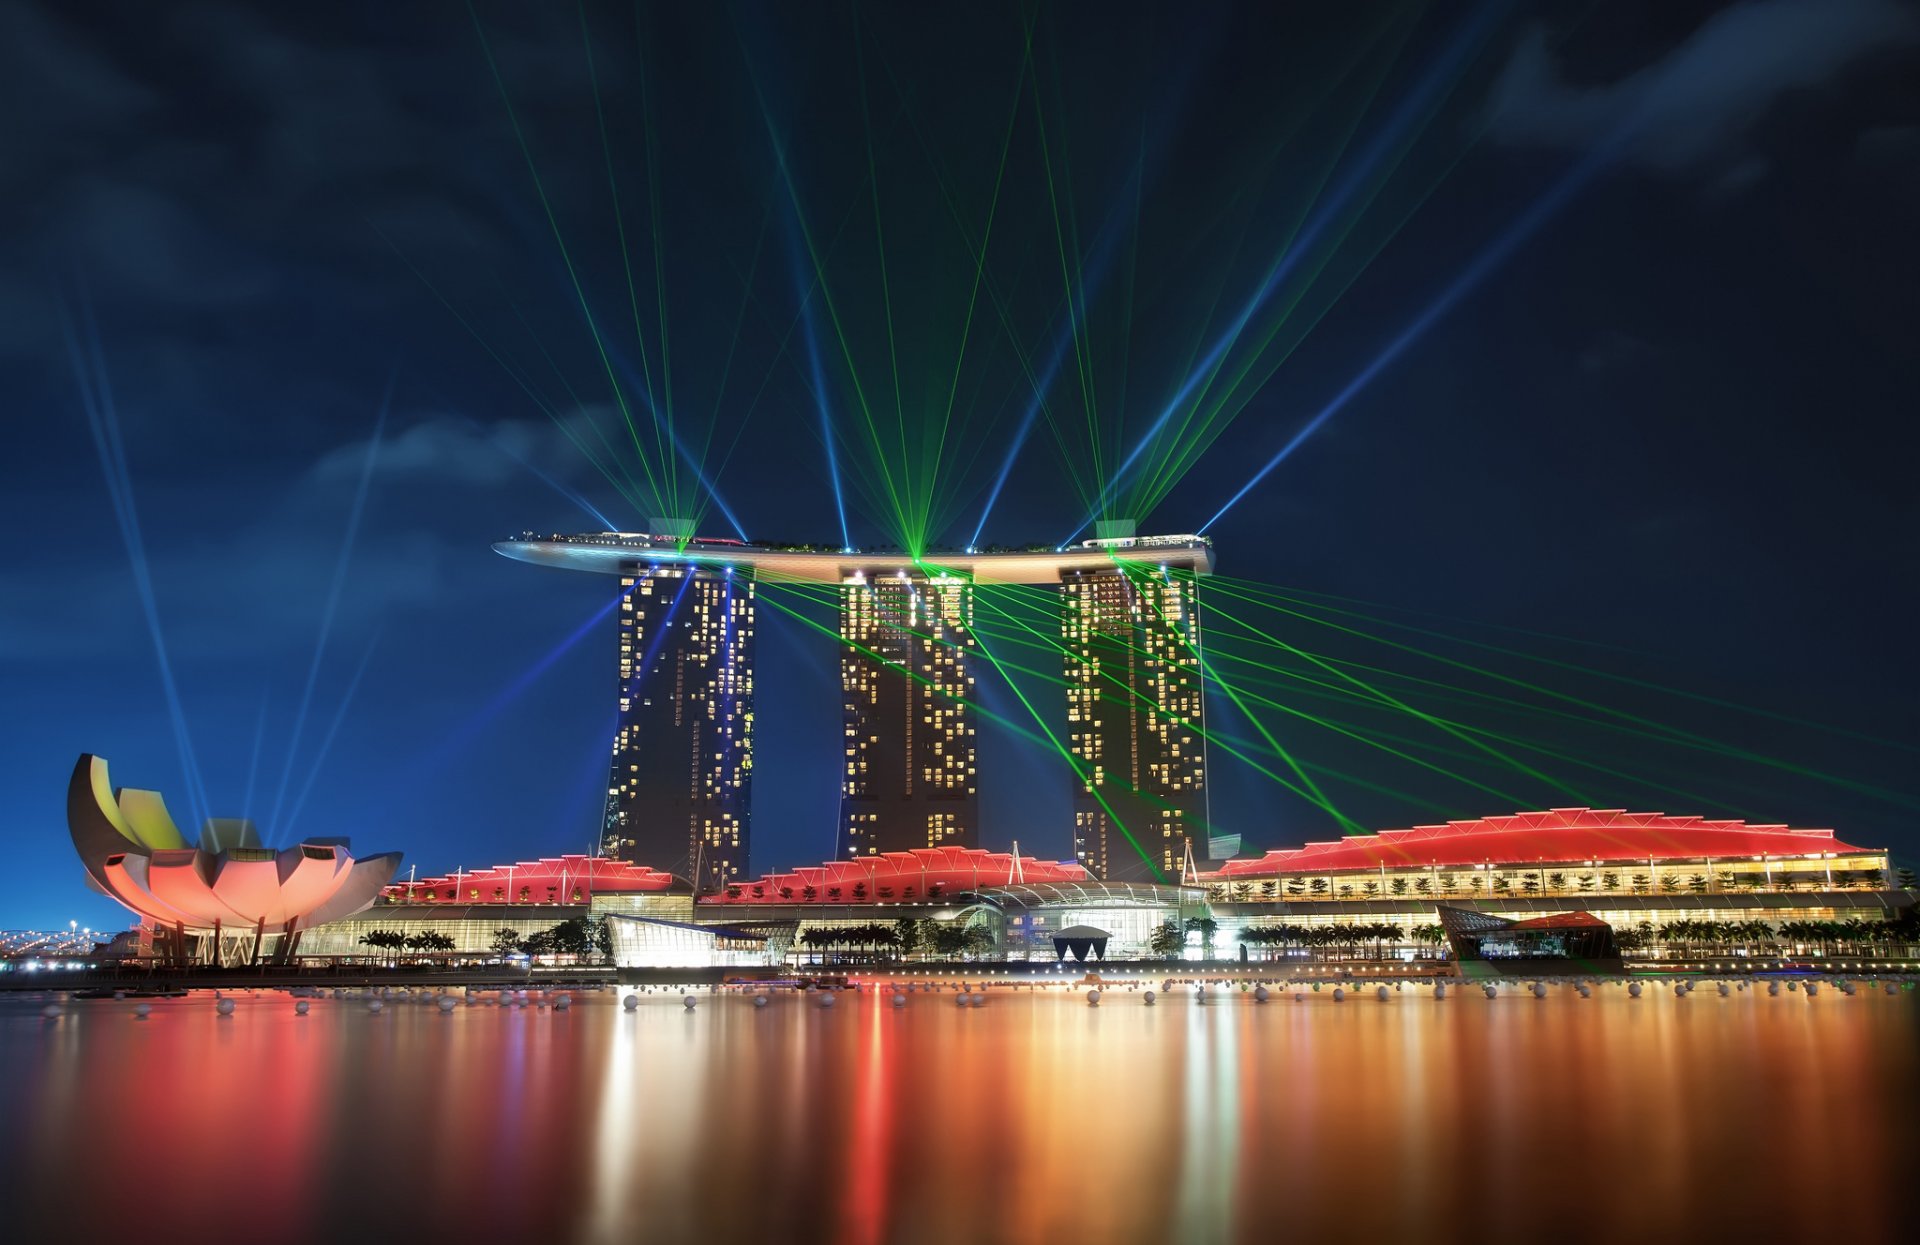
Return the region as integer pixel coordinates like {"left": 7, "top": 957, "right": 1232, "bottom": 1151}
{"left": 838, "top": 571, "right": 978, "bottom": 858}
{"left": 1061, "top": 563, "right": 1207, "bottom": 883}
{"left": 602, "top": 560, "right": 755, "bottom": 892}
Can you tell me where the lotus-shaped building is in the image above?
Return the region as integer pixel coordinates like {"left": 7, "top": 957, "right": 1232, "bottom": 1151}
{"left": 67, "top": 754, "right": 401, "bottom": 964}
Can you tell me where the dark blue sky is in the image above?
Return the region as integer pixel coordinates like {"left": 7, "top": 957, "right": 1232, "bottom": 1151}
{"left": 3, "top": 1, "right": 1916, "bottom": 932}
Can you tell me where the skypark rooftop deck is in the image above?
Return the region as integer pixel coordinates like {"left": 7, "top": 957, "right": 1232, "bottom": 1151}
{"left": 493, "top": 531, "right": 1215, "bottom": 584}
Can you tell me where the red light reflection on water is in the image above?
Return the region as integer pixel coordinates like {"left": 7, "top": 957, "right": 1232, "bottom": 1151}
{"left": 1, "top": 986, "right": 1915, "bottom": 1244}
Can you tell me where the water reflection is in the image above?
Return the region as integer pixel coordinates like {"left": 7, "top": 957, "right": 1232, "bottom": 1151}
{"left": 1, "top": 985, "right": 1914, "bottom": 1244}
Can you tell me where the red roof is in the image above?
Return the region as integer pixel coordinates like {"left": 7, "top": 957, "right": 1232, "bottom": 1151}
{"left": 1504, "top": 911, "right": 1610, "bottom": 931}
{"left": 712, "top": 846, "right": 1089, "bottom": 903}
{"left": 385, "top": 855, "right": 676, "bottom": 902}
{"left": 1207, "top": 808, "right": 1867, "bottom": 879}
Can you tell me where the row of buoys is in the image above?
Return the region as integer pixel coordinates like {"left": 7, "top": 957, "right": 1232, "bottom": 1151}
{"left": 40, "top": 972, "right": 1903, "bottom": 1023}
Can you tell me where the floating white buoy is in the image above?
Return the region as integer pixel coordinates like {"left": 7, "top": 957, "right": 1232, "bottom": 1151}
{"left": 1628, "top": 982, "right": 1642, "bottom": 998}
{"left": 41, "top": 1004, "right": 63, "bottom": 1019}
{"left": 1768, "top": 981, "right": 1780, "bottom": 996}
{"left": 439, "top": 996, "right": 457, "bottom": 1012}
{"left": 1887, "top": 983, "right": 1898, "bottom": 996}
{"left": 1377, "top": 985, "right": 1391, "bottom": 1002}
{"left": 216, "top": 998, "right": 237, "bottom": 1016}
{"left": 1532, "top": 983, "right": 1547, "bottom": 999}
{"left": 754, "top": 994, "right": 769, "bottom": 1008}
{"left": 1484, "top": 985, "right": 1498, "bottom": 999}
{"left": 891, "top": 994, "right": 905, "bottom": 1008}
{"left": 113, "top": 990, "right": 126, "bottom": 1001}
{"left": 1433, "top": 983, "right": 1447, "bottom": 1000}
{"left": 1143, "top": 991, "right": 1156, "bottom": 1005}
{"left": 1674, "top": 983, "right": 1687, "bottom": 998}
{"left": 1332, "top": 987, "right": 1346, "bottom": 1002}
{"left": 134, "top": 1002, "right": 151, "bottom": 1019}
{"left": 1717, "top": 982, "right": 1729, "bottom": 997}
{"left": 1805, "top": 982, "right": 1818, "bottom": 998}
{"left": 819, "top": 992, "right": 836, "bottom": 1008}
{"left": 1576, "top": 984, "right": 1591, "bottom": 998}
{"left": 955, "top": 994, "right": 969, "bottom": 1008}
{"left": 682, "top": 995, "right": 696, "bottom": 1010}
{"left": 622, "top": 994, "right": 639, "bottom": 1011}
{"left": 1253, "top": 985, "right": 1270, "bottom": 1003}
{"left": 368, "top": 999, "right": 383, "bottom": 1014}
{"left": 554, "top": 995, "right": 571, "bottom": 1010}
{"left": 1087, "top": 989, "right": 1101, "bottom": 1006}
{"left": 294, "top": 1000, "right": 310, "bottom": 1016}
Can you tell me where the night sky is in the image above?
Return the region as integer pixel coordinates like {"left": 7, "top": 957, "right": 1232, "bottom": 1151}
{"left": 3, "top": 1, "right": 1915, "bottom": 933}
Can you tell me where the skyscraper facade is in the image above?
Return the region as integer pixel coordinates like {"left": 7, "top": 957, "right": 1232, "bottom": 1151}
{"left": 839, "top": 571, "right": 978, "bottom": 857}
{"left": 602, "top": 564, "right": 755, "bottom": 891}
{"left": 1061, "top": 566, "right": 1207, "bottom": 882}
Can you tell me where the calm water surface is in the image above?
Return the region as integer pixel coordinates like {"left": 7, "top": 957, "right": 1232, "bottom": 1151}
{"left": 2, "top": 982, "right": 1914, "bottom": 1244}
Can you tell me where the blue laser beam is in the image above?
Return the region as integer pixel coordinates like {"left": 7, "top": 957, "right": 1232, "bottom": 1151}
{"left": 268, "top": 376, "right": 393, "bottom": 844}
{"left": 1081, "top": 1, "right": 1508, "bottom": 537}
{"left": 58, "top": 286, "right": 213, "bottom": 832}
{"left": 969, "top": 161, "right": 1145, "bottom": 550}
{"left": 474, "top": 417, "right": 622, "bottom": 530}
{"left": 601, "top": 347, "right": 753, "bottom": 540}
{"left": 240, "top": 691, "right": 270, "bottom": 832}
{"left": 1201, "top": 139, "right": 1617, "bottom": 534}
{"left": 279, "top": 637, "right": 380, "bottom": 844}
{"left": 414, "top": 580, "right": 644, "bottom": 783}
{"left": 781, "top": 222, "right": 853, "bottom": 552}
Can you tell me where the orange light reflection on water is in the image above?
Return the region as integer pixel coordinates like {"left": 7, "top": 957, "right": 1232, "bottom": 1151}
{"left": 1, "top": 986, "right": 1915, "bottom": 1245}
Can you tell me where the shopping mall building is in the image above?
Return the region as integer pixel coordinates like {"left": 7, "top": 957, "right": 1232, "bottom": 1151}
{"left": 280, "top": 808, "right": 1915, "bottom": 972}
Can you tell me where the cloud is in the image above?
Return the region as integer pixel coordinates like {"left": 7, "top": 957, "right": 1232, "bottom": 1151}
{"left": 310, "top": 411, "right": 623, "bottom": 494}
{"left": 1488, "top": 0, "right": 1919, "bottom": 179}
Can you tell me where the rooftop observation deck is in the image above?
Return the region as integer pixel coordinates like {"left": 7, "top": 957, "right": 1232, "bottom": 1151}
{"left": 493, "top": 531, "right": 1216, "bottom": 584}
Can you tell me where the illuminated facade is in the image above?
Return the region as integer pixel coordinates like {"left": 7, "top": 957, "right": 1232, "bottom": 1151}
{"left": 1062, "top": 566, "right": 1207, "bottom": 884}
{"left": 839, "top": 572, "right": 978, "bottom": 856}
{"left": 603, "top": 563, "right": 754, "bottom": 892}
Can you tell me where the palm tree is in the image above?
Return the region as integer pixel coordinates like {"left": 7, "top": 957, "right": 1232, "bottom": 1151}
{"left": 801, "top": 885, "right": 818, "bottom": 903}
{"left": 852, "top": 882, "right": 868, "bottom": 901}
{"left": 778, "top": 886, "right": 795, "bottom": 902}
{"left": 1185, "top": 917, "right": 1220, "bottom": 958}
{"left": 827, "top": 887, "right": 842, "bottom": 903}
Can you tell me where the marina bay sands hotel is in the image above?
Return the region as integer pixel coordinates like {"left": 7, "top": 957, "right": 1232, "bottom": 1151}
{"left": 495, "top": 525, "right": 1214, "bottom": 888}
